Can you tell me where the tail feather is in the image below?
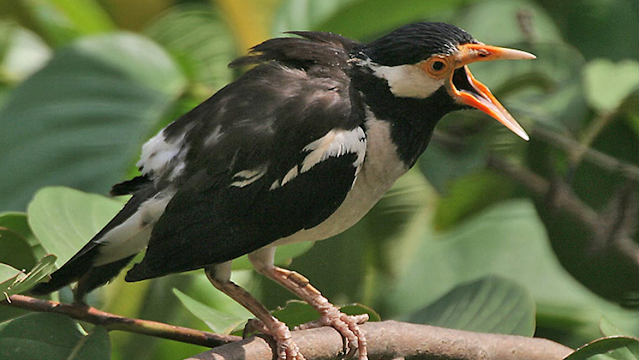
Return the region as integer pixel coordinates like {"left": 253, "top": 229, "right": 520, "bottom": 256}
{"left": 30, "top": 187, "right": 157, "bottom": 301}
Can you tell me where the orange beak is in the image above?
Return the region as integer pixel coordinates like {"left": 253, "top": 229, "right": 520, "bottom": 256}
{"left": 447, "top": 43, "right": 536, "bottom": 141}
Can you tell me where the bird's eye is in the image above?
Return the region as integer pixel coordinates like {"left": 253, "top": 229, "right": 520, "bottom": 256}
{"left": 422, "top": 56, "right": 451, "bottom": 77}
{"left": 431, "top": 61, "right": 445, "bottom": 71}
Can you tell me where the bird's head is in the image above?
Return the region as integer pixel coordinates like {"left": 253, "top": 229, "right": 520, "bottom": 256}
{"left": 355, "top": 22, "right": 535, "bottom": 141}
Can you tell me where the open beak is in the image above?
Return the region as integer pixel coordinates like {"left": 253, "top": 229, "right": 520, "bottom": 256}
{"left": 447, "top": 43, "right": 536, "bottom": 141}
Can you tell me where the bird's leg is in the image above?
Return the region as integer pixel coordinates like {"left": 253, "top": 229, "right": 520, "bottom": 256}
{"left": 204, "top": 264, "right": 304, "bottom": 360}
{"left": 249, "top": 248, "right": 368, "bottom": 360}
{"left": 264, "top": 266, "right": 368, "bottom": 360}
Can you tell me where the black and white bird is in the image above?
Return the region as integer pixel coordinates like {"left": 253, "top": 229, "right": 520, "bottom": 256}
{"left": 32, "top": 22, "right": 534, "bottom": 360}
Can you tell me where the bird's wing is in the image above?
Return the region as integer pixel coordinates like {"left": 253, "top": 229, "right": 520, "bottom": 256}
{"left": 126, "top": 56, "right": 367, "bottom": 281}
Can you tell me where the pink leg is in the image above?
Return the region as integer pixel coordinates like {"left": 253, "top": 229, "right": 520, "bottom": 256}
{"left": 261, "top": 266, "right": 369, "bottom": 360}
{"left": 205, "top": 268, "right": 304, "bottom": 360}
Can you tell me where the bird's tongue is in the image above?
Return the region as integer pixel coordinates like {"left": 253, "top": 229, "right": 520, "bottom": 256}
{"left": 451, "top": 66, "right": 529, "bottom": 141}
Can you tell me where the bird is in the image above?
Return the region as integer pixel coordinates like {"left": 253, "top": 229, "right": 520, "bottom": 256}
{"left": 31, "top": 22, "right": 535, "bottom": 360}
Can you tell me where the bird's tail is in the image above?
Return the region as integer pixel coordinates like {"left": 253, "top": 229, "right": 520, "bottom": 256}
{"left": 29, "top": 242, "right": 136, "bottom": 300}
{"left": 30, "top": 189, "right": 158, "bottom": 301}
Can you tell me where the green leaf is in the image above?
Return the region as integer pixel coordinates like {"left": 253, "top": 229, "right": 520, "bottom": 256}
{"left": 453, "top": 0, "right": 563, "bottom": 45}
{"left": 70, "top": 326, "right": 111, "bottom": 360}
{"left": 272, "top": 0, "right": 358, "bottom": 34}
{"left": 48, "top": 0, "right": 116, "bottom": 34}
{"left": 384, "top": 199, "right": 611, "bottom": 326}
{"left": 0, "top": 212, "right": 45, "bottom": 261}
{"left": 0, "top": 23, "right": 51, "bottom": 84}
{"left": 0, "top": 263, "right": 24, "bottom": 294}
{"left": 418, "top": 138, "right": 488, "bottom": 194}
{"left": 0, "top": 226, "right": 36, "bottom": 270}
{"left": 317, "top": 0, "right": 479, "bottom": 39}
{"left": 584, "top": 59, "right": 639, "bottom": 113}
{"left": 145, "top": 5, "right": 236, "bottom": 91}
{"left": 4, "top": 254, "right": 56, "bottom": 296}
{"left": 271, "top": 300, "right": 380, "bottom": 329}
{"left": 231, "top": 241, "right": 315, "bottom": 271}
{"left": 563, "top": 337, "right": 639, "bottom": 360}
{"left": 22, "top": 0, "right": 115, "bottom": 46}
{"left": 600, "top": 317, "right": 636, "bottom": 338}
{"left": 433, "top": 171, "right": 515, "bottom": 230}
{"left": 0, "top": 32, "right": 186, "bottom": 211}
{"left": 0, "top": 213, "right": 34, "bottom": 245}
{"left": 0, "top": 313, "right": 110, "bottom": 360}
{"left": 27, "top": 187, "right": 123, "bottom": 266}
{"left": 173, "top": 288, "right": 247, "bottom": 335}
{"left": 407, "top": 276, "right": 536, "bottom": 336}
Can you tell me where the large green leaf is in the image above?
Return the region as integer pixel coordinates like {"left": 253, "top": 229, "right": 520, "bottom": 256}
{"left": 317, "top": 0, "right": 479, "bottom": 39}
{"left": 407, "top": 276, "right": 536, "bottom": 336}
{"left": 0, "top": 22, "right": 51, "bottom": 85}
{"left": 453, "top": 0, "right": 563, "bottom": 45}
{"left": 21, "top": 0, "right": 115, "bottom": 46}
{"left": 0, "top": 313, "right": 110, "bottom": 360}
{"left": 536, "top": 0, "right": 639, "bottom": 62}
{"left": 173, "top": 288, "right": 247, "bottom": 335}
{"left": 0, "top": 32, "right": 186, "bottom": 212}
{"left": 433, "top": 170, "right": 515, "bottom": 230}
{"left": 384, "top": 199, "right": 631, "bottom": 336}
{"left": 145, "top": 5, "right": 236, "bottom": 92}
{"left": 273, "top": 0, "right": 358, "bottom": 34}
{"left": 0, "top": 212, "right": 45, "bottom": 261}
{"left": 563, "top": 337, "right": 639, "bottom": 360}
{"left": 584, "top": 59, "right": 639, "bottom": 113}
{"left": 27, "top": 187, "right": 123, "bottom": 266}
{"left": 0, "top": 226, "right": 36, "bottom": 270}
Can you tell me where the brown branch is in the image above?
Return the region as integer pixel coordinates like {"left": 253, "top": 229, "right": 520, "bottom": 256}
{"left": 186, "top": 321, "right": 573, "bottom": 360}
{"left": 3, "top": 295, "right": 573, "bottom": 360}
{"left": 1, "top": 294, "right": 241, "bottom": 347}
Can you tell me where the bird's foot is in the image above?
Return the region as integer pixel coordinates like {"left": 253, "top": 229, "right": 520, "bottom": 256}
{"left": 246, "top": 319, "right": 305, "bottom": 360}
{"left": 295, "top": 306, "right": 369, "bottom": 360}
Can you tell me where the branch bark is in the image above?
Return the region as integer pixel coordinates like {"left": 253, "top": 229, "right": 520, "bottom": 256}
{"left": 187, "top": 321, "right": 573, "bottom": 360}
{"left": 1, "top": 294, "right": 240, "bottom": 347}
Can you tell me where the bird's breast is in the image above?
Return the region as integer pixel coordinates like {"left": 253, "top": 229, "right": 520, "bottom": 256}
{"left": 271, "top": 114, "right": 408, "bottom": 247}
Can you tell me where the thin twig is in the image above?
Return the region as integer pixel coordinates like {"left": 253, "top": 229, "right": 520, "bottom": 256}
{"left": 1, "top": 294, "right": 241, "bottom": 347}
{"left": 486, "top": 154, "right": 599, "bottom": 228}
{"left": 531, "top": 126, "right": 639, "bottom": 182}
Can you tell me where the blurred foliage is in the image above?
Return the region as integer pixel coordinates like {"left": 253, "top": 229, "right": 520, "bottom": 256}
{"left": 1, "top": 0, "right": 639, "bottom": 359}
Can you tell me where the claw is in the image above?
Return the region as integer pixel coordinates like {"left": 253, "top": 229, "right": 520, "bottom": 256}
{"left": 255, "top": 317, "right": 306, "bottom": 360}
{"left": 296, "top": 307, "right": 368, "bottom": 360}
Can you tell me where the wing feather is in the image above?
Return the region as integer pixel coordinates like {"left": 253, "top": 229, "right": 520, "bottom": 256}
{"left": 125, "top": 36, "right": 368, "bottom": 281}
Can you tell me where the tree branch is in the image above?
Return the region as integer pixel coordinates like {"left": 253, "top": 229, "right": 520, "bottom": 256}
{"left": 187, "top": 321, "right": 573, "bottom": 360}
{"left": 1, "top": 294, "right": 241, "bottom": 347}
{"left": 2, "top": 295, "right": 573, "bottom": 360}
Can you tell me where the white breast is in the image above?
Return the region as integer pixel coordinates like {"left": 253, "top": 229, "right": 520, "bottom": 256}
{"left": 271, "top": 112, "right": 408, "bottom": 247}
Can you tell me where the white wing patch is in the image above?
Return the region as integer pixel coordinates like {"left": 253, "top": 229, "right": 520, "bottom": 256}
{"left": 230, "top": 165, "right": 268, "bottom": 188}
{"left": 270, "top": 127, "right": 366, "bottom": 190}
{"left": 301, "top": 127, "right": 366, "bottom": 173}
{"left": 93, "top": 190, "right": 175, "bottom": 266}
{"left": 137, "top": 127, "right": 190, "bottom": 180}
